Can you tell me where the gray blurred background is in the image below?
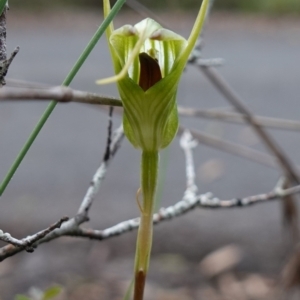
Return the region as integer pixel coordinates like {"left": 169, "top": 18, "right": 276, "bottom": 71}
{"left": 0, "top": 1, "right": 300, "bottom": 299}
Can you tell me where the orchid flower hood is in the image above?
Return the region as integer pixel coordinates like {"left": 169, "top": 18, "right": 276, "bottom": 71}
{"left": 98, "top": 0, "right": 209, "bottom": 152}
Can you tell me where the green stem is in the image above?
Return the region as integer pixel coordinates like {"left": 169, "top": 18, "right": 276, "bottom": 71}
{"left": 0, "top": 0, "right": 126, "bottom": 196}
{"left": 0, "top": 0, "right": 7, "bottom": 15}
{"left": 134, "top": 151, "right": 159, "bottom": 300}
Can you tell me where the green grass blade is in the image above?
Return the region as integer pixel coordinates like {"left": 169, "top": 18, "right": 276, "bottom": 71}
{"left": 122, "top": 278, "right": 134, "bottom": 300}
{"left": 0, "top": 0, "right": 7, "bottom": 15}
{"left": 0, "top": 0, "right": 126, "bottom": 196}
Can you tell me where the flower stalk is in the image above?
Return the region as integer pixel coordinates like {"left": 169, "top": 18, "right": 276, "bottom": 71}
{"left": 134, "top": 151, "right": 158, "bottom": 299}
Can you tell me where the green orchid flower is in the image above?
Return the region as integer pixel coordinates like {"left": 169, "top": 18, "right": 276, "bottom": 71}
{"left": 98, "top": 1, "right": 209, "bottom": 299}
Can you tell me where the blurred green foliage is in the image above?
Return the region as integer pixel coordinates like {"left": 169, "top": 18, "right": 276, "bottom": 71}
{"left": 9, "top": 0, "right": 300, "bottom": 13}
{"left": 14, "top": 285, "right": 62, "bottom": 300}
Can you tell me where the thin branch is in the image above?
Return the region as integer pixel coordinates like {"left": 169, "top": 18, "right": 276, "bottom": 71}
{"left": 200, "top": 66, "right": 300, "bottom": 185}
{"left": 0, "top": 2, "right": 7, "bottom": 63}
{"left": 0, "top": 86, "right": 122, "bottom": 106}
{"left": 76, "top": 125, "right": 124, "bottom": 221}
{"left": 0, "top": 217, "right": 68, "bottom": 253}
{"left": 69, "top": 183, "right": 300, "bottom": 242}
{"left": 178, "top": 126, "right": 277, "bottom": 169}
{"left": 6, "top": 78, "right": 52, "bottom": 89}
{"left": 179, "top": 106, "right": 300, "bottom": 132}
{"left": 0, "top": 0, "right": 19, "bottom": 86}
{"left": 126, "top": 0, "right": 169, "bottom": 28}
{"left": 180, "top": 130, "right": 198, "bottom": 192}
{"left": 103, "top": 106, "right": 114, "bottom": 162}
{"left": 196, "top": 58, "right": 224, "bottom": 67}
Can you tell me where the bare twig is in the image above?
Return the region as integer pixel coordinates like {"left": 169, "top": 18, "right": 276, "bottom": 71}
{"left": 0, "top": 86, "right": 122, "bottom": 106}
{"left": 0, "top": 1, "right": 19, "bottom": 86}
{"left": 196, "top": 58, "right": 224, "bottom": 67}
{"left": 65, "top": 184, "right": 300, "bottom": 242}
{"left": 179, "top": 126, "right": 277, "bottom": 169}
{"left": 126, "top": 0, "right": 169, "bottom": 28}
{"left": 179, "top": 106, "right": 300, "bottom": 131}
{"left": 0, "top": 217, "right": 68, "bottom": 254}
{"left": 200, "top": 66, "right": 300, "bottom": 185}
{"left": 180, "top": 130, "right": 198, "bottom": 192}
{"left": 76, "top": 125, "right": 124, "bottom": 221}
{"left": 6, "top": 78, "right": 52, "bottom": 89}
{"left": 0, "top": 2, "right": 7, "bottom": 63}
{"left": 125, "top": 0, "right": 216, "bottom": 30}
{"left": 103, "top": 106, "right": 114, "bottom": 162}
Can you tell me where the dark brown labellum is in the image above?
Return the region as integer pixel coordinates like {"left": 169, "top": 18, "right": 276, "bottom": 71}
{"left": 138, "top": 52, "right": 162, "bottom": 91}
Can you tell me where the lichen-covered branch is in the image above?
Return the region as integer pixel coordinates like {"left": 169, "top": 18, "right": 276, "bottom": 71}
{"left": 0, "top": 3, "right": 19, "bottom": 86}
{"left": 0, "top": 217, "right": 68, "bottom": 256}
